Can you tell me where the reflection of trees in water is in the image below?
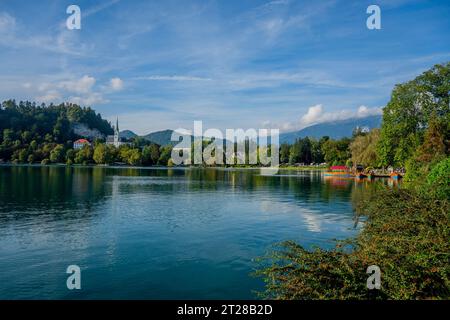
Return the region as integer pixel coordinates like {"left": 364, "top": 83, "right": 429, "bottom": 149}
{"left": 0, "top": 166, "right": 110, "bottom": 224}
{"left": 0, "top": 166, "right": 389, "bottom": 227}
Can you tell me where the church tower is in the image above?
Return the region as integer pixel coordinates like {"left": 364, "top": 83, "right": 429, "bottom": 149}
{"left": 114, "top": 117, "right": 120, "bottom": 147}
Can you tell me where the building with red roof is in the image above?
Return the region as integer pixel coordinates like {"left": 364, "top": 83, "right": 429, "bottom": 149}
{"left": 73, "top": 138, "right": 91, "bottom": 150}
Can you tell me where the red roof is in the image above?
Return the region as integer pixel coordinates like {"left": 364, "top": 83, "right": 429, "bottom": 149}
{"left": 74, "top": 139, "right": 90, "bottom": 144}
{"left": 330, "top": 166, "right": 349, "bottom": 170}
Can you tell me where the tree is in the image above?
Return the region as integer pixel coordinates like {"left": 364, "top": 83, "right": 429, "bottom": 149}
{"left": 349, "top": 129, "right": 380, "bottom": 167}
{"left": 17, "top": 149, "right": 28, "bottom": 163}
{"left": 66, "top": 149, "right": 75, "bottom": 163}
{"left": 74, "top": 145, "right": 92, "bottom": 164}
{"left": 127, "top": 149, "right": 142, "bottom": 166}
{"left": 158, "top": 145, "right": 172, "bottom": 165}
{"left": 50, "top": 145, "right": 65, "bottom": 163}
{"left": 378, "top": 62, "right": 450, "bottom": 167}
{"left": 142, "top": 145, "right": 153, "bottom": 165}
{"left": 321, "top": 138, "right": 351, "bottom": 165}
{"left": 27, "top": 154, "right": 35, "bottom": 164}
{"left": 2, "top": 129, "right": 14, "bottom": 144}
{"left": 93, "top": 143, "right": 113, "bottom": 164}
{"left": 149, "top": 144, "right": 160, "bottom": 164}
{"left": 426, "top": 157, "right": 450, "bottom": 200}
{"left": 280, "top": 143, "right": 290, "bottom": 164}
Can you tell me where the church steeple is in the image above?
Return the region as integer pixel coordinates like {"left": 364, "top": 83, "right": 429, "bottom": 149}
{"left": 114, "top": 117, "right": 120, "bottom": 147}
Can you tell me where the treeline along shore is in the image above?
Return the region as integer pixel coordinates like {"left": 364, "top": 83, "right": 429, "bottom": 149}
{"left": 256, "top": 62, "right": 450, "bottom": 300}
{"left": 0, "top": 99, "right": 378, "bottom": 168}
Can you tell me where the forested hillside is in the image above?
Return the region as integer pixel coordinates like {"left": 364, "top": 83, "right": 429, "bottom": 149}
{"left": 0, "top": 100, "right": 113, "bottom": 162}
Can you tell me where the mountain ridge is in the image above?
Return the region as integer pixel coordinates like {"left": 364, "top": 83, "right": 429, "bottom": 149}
{"left": 120, "top": 115, "right": 383, "bottom": 146}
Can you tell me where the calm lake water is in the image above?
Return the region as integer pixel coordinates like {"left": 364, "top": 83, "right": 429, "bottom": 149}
{"left": 0, "top": 165, "right": 385, "bottom": 299}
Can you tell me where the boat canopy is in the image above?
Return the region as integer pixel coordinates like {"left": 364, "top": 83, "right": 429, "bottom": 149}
{"left": 330, "top": 165, "right": 349, "bottom": 171}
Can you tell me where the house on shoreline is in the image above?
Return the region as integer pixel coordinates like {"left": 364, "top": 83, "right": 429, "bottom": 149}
{"left": 73, "top": 138, "right": 91, "bottom": 150}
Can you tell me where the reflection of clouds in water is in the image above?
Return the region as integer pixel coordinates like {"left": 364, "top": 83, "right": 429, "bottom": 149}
{"left": 259, "top": 200, "right": 322, "bottom": 233}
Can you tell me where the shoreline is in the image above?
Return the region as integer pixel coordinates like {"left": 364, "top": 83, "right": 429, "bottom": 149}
{"left": 0, "top": 162, "right": 328, "bottom": 171}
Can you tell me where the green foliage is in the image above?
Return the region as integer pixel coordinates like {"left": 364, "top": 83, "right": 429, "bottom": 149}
{"left": 257, "top": 188, "right": 450, "bottom": 300}
{"left": 74, "top": 145, "right": 93, "bottom": 164}
{"left": 49, "top": 145, "right": 65, "bottom": 163}
{"left": 279, "top": 143, "right": 290, "bottom": 164}
{"left": 257, "top": 63, "right": 450, "bottom": 300}
{"left": 426, "top": 157, "right": 450, "bottom": 200}
{"left": 65, "top": 149, "right": 75, "bottom": 163}
{"left": 141, "top": 144, "right": 160, "bottom": 165}
{"left": 378, "top": 62, "right": 450, "bottom": 167}
{"left": 158, "top": 145, "right": 173, "bottom": 165}
{"left": 349, "top": 129, "right": 380, "bottom": 167}
{"left": 127, "top": 149, "right": 142, "bottom": 166}
{"left": 93, "top": 144, "right": 114, "bottom": 165}
{"left": 286, "top": 137, "right": 325, "bottom": 165}
{"left": 0, "top": 100, "right": 113, "bottom": 163}
{"left": 321, "top": 138, "right": 351, "bottom": 165}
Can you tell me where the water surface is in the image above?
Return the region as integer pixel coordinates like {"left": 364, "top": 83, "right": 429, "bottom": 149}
{"left": 0, "top": 165, "right": 380, "bottom": 299}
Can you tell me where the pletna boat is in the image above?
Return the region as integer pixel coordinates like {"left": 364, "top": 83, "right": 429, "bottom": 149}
{"left": 390, "top": 172, "right": 403, "bottom": 180}
{"left": 324, "top": 166, "right": 353, "bottom": 177}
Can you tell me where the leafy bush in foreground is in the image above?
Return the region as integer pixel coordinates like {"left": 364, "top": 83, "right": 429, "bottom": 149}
{"left": 256, "top": 188, "right": 450, "bottom": 299}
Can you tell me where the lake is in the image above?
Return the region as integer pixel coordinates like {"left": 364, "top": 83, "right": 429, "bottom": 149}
{"left": 0, "top": 165, "right": 383, "bottom": 299}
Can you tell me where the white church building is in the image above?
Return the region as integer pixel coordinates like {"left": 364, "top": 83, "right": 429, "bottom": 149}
{"left": 106, "top": 118, "right": 128, "bottom": 147}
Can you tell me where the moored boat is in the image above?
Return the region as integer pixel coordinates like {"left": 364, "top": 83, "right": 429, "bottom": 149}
{"left": 324, "top": 166, "right": 353, "bottom": 177}
{"left": 390, "top": 172, "right": 403, "bottom": 180}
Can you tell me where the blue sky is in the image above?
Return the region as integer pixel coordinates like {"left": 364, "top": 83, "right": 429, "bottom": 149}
{"left": 0, "top": 0, "right": 449, "bottom": 134}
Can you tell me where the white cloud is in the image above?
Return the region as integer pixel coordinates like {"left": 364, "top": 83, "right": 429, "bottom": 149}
{"left": 356, "top": 105, "right": 382, "bottom": 117}
{"left": 110, "top": 77, "right": 124, "bottom": 91}
{"left": 34, "top": 75, "right": 109, "bottom": 106}
{"left": 60, "top": 75, "right": 96, "bottom": 94}
{"left": 68, "top": 92, "right": 107, "bottom": 106}
{"left": 271, "top": 104, "right": 383, "bottom": 132}
{"left": 0, "top": 12, "right": 15, "bottom": 33}
{"left": 300, "top": 104, "right": 323, "bottom": 127}
{"left": 36, "top": 91, "right": 62, "bottom": 104}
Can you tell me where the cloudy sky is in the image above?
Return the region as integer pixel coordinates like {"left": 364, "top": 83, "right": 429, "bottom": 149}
{"left": 0, "top": 0, "right": 449, "bottom": 134}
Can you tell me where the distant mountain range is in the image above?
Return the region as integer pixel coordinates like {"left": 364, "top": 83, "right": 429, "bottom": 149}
{"left": 120, "top": 129, "right": 191, "bottom": 146}
{"left": 120, "top": 115, "right": 383, "bottom": 146}
{"left": 279, "top": 115, "right": 382, "bottom": 144}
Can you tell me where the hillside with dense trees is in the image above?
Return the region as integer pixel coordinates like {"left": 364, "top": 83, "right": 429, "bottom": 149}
{"left": 0, "top": 100, "right": 113, "bottom": 163}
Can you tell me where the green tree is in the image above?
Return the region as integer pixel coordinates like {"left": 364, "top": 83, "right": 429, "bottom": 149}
{"left": 349, "top": 129, "right": 380, "bottom": 167}
{"left": 279, "top": 143, "right": 290, "bottom": 164}
{"left": 378, "top": 62, "right": 450, "bottom": 167}
{"left": 127, "top": 149, "right": 142, "bottom": 166}
{"left": 93, "top": 143, "right": 113, "bottom": 164}
{"left": 321, "top": 138, "right": 351, "bottom": 165}
{"left": 426, "top": 157, "right": 450, "bottom": 200}
{"left": 158, "top": 145, "right": 173, "bottom": 165}
{"left": 18, "top": 148, "right": 28, "bottom": 163}
{"left": 50, "top": 145, "right": 65, "bottom": 163}
{"left": 65, "top": 149, "right": 75, "bottom": 163}
{"left": 74, "top": 145, "right": 92, "bottom": 164}
{"left": 27, "top": 154, "right": 35, "bottom": 164}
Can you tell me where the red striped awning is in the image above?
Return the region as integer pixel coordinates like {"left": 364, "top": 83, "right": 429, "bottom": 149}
{"left": 330, "top": 166, "right": 349, "bottom": 170}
